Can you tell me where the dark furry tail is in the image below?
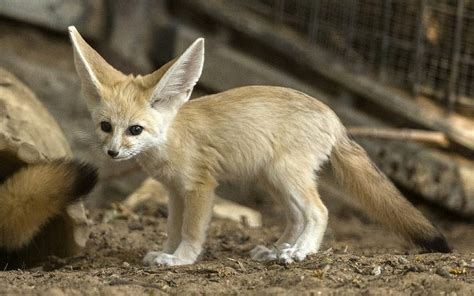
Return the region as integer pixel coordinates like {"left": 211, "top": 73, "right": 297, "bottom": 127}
{"left": 0, "top": 160, "right": 97, "bottom": 251}
{"left": 330, "top": 134, "right": 451, "bottom": 253}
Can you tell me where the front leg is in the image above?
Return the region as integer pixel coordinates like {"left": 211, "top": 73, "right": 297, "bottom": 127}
{"left": 143, "top": 186, "right": 184, "bottom": 265}
{"left": 163, "top": 188, "right": 184, "bottom": 253}
{"left": 144, "top": 179, "right": 216, "bottom": 266}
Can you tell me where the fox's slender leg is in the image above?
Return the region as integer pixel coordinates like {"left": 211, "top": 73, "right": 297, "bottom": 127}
{"left": 163, "top": 188, "right": 184, "bottom": 253}
{"left": 252, "top": 157, "right": 328, "bottom": 263}
{"left": 145, "top": 176, "right": 217, "bottom": 266}
{"left": 278, "top": 185, "right": 328, "bottom": 262}
{"left": 143, "top": 186, "right": 184, "bottom": 264}
{"left": 250, "top": 185, "right": 304, "bottom": 261}
{"left": 274, "top": 195, "right": 305, "bottom": 247}
{"left": 173, "top": 182, "right": 216, "bottom": 262}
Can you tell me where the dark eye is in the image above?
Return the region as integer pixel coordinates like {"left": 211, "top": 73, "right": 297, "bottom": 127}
{"left": 129, "top": 125, "right": 144, "bottom": 136}
{"left": 100, "top": 121, "right": 112, "bottom": 133}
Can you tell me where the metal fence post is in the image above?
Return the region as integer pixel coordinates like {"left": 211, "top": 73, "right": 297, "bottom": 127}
{"left": 447, "top": 0, "right": 464, "bottom": 111}
{"left": 379, "top": 0, "right": 392, "bottom": 82}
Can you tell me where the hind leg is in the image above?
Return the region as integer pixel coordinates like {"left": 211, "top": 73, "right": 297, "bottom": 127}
{"left": 250, "top": 188, "right": 304, "bottom": 261}
{"left": 251, "top": 157, "right": 328, "bottom": 263}
{"left": 265, "top": 159, "right": 328, "bottom": 263}
{"left": 277, "top": 185, "right": 328, "bottom": 263}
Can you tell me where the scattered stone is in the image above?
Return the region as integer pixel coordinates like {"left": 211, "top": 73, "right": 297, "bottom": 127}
{"left": 128, "top": 220, "right": 145, "bottom": 231}
{"left": 323, "top": 248, "right": 333, "bottom": 255}
{"left": 102, "top": 209, "right": 126, "bottom": 223}
{"left": 372, "top": 266, "right": 382, "bottom": 276}
{"left": 320, "top": 257, "right": 334, "bottom": 266}
{"left": 313, "top": 264, "right": 331, "bottom": 279}
{"left": 398, "top": 257, "right": 409, "bottom": 264}
{"left": 460, "top": 259, "right": 474, "bottom": 268}
{"left": 436, "top": 267, "right": 452, "bottom": 278}
{"left": 449, "top": 267, "right": 467, "bottom": 275}
{"left": 267, "top": 264, "right": 284, "bottom": 271}
{"left": 217, "top": 266, "right": 238, "bottom": 277}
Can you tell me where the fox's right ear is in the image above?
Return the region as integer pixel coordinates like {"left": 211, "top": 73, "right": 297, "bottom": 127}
{"left": 147, "top": 38, "right": 204, "bottom": 109}
{"left": 68, "top": 26, "right": 124, "bottom": 104}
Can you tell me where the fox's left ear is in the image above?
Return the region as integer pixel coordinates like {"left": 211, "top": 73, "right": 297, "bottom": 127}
{"left": 149, "top": 38, "right": 204, "bottom": 109}
{"left": 68, "top": 26, "right": 125, "bottom": 105}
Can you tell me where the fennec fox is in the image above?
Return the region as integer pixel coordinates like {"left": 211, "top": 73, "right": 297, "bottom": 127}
{"left": 69, "top": 26, "right": 450, "bottom": 265}
{"left": 0, "top": 160, "right": 97, "bottom": 251}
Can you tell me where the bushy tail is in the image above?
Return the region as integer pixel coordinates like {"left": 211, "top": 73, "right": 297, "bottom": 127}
{"left": 0, "top": 160, "right": 97, "bottom": 251}
{"left": 330, "top": 134, "right": 451, "bottom": 253}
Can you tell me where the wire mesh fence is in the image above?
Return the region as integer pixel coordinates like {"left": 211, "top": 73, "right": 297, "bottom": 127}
{"left": 231, "top": 0, "right": 474, "bottom": 110}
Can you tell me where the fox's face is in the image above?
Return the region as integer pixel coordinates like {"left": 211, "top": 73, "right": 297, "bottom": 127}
{"left": 89, "top": 84, "right": 159, "bottom": 160}
{"left": 68, "top": 27, "right": 204, "bottom": 160}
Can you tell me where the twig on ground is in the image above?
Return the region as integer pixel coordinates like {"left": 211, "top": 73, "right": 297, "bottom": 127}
{"left": 348, "top": 127, "right": 450, "bottom": 148}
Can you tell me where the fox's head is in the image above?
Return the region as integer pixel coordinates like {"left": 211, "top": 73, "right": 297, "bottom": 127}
{"left": 68, "top": 26, "right": 204, "bottom": 160}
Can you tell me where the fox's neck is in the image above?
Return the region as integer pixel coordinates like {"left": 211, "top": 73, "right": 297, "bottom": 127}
{"left": 137, "top": 128, "right": 174, "bottom": 163}
{"left": 135, "top": 117, "right": 185, "bottom": 180}
{"left": 136, "top": 142, "right": 171, "bottom": 180}
{"left": 142, "top": 106, "right": 183, "bottom": 155}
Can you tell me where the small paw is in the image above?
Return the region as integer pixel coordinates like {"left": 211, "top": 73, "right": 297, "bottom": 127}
{"left": 278, "top": 245, "right": 307, "bottom": 264}
{"left": 250, "top": 245, "right": 277, "bottom": 261}
{"left": 143, "top": 251, "right": 163, "bottom": 265}
{"left": 278, "top": 246, "right": 296, "bottom": 264}
{"left": 143, "top": 251, "right": 193, "bottom": 266}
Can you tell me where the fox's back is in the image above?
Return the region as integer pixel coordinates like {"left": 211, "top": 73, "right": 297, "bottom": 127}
{"left": 178, "top": 86, "right": 341, "bottom": 146}
{"left": 185, "top": 86, "right": 330, "bottom": 117}
{"left": 170, "top": 86, "right": 342, "bottom": 181}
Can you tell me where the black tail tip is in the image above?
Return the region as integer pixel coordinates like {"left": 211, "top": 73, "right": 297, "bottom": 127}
{"left": 414, "top": 235, "right": 452, "bottom": 253}
{"left": 67, "top": 160, "right": 98, "bottom": 198}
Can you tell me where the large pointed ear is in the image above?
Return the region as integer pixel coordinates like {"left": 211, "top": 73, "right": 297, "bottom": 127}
{"left": 149, "top": 38, "right": 204, "bottom": 108}
{"left": 68, "top": 26, "right": 124, "bottom": 103}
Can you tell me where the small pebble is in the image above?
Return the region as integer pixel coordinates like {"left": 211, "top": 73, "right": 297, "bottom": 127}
{"left": 161, "top": 284, "right": 171, "bottom": 291}
{"left": 128, "top": 220, "right": 144, "bottom": 231}
{"left": 436, "top": 267, "right": 452, "bottom": 278}
{"left": 416, "top": 264, "right": 428, "bottom": 272}
{"left": 398, "top": 257, "right": 409, "bottom": 264}
{"left": 268, "top": 264, "right": 284, "bottom": 270}
{"left": 372, "top": 266, "right": 382, "bottom": 276}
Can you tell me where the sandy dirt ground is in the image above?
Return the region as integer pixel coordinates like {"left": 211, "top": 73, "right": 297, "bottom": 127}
{"left": 0, "top": 195, "right": 473, "bottom": 295}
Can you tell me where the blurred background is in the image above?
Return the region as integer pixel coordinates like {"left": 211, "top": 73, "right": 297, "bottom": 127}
{"left": 0, "top": 0, "right": 473, "bottom": 222}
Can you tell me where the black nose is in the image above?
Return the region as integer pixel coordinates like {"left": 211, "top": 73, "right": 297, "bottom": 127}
{"left": 107, "top": 150, "right": 119, "bottom": 157}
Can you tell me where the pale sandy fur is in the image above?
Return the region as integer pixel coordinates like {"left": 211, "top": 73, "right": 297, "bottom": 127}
{"left": 69, "top": 26, "right": 450, "bottom": 266}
